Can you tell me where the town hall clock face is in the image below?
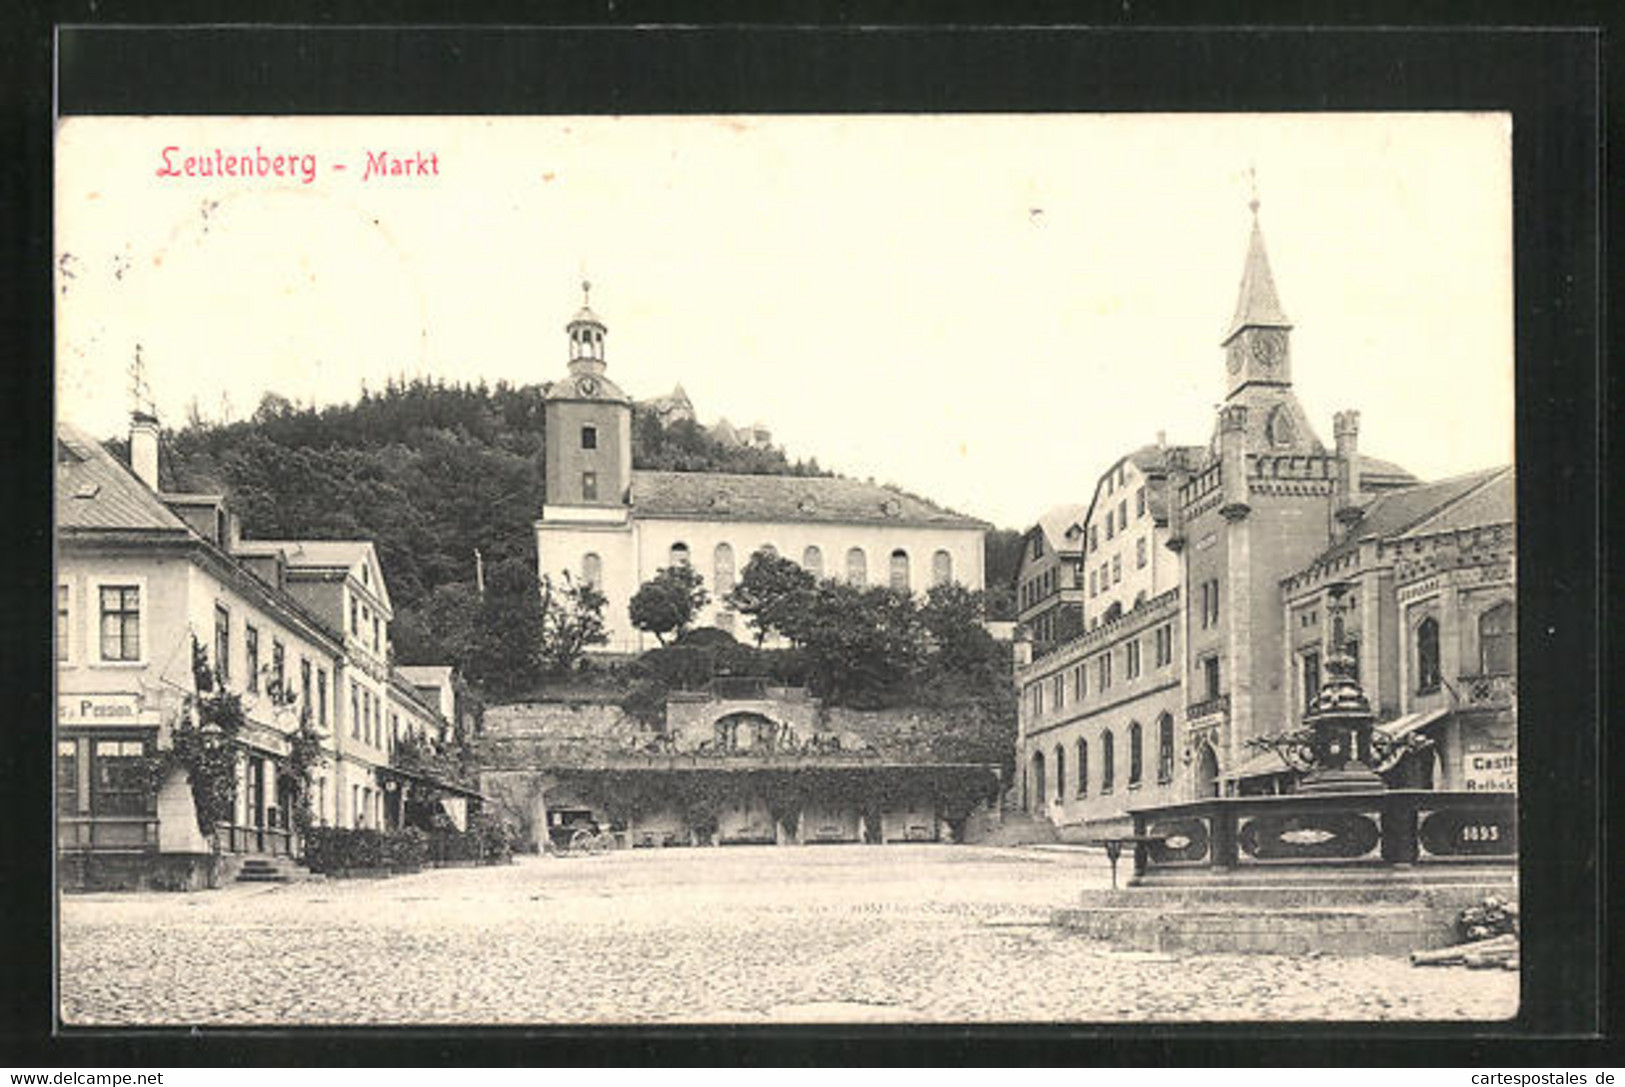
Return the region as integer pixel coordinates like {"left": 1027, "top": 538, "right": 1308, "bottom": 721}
{"left": 1251, "top": 331, "right": 1285, "bottom": 369}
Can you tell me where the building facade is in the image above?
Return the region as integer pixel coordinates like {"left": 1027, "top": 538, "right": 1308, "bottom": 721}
{"left": 1014, "top": 201, "right": 1515, "bottom": 832}
{"left": 57, "top": 418, "right": 467, "bottom": 888}
{"left": 535, "top": 289, "right": 990, "bottom": 652}
{"left": 1012, "top": 504, "right": 1086, "bottom": 652}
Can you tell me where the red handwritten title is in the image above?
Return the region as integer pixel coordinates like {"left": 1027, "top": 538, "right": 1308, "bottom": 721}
{"left": 155, "top": 147, "right": 442, "bottom": 185}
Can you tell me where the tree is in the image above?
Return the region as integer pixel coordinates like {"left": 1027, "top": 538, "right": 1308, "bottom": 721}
{"left": 981, "top": 527, "right": 1026, "bottom": 621}
{"left": 463, "top": 559, "right": 546, "bottom": 698}
{"left": 726, "top": 549, "right": 817, "bottom": 646}
{"left": 540, "top": 572, "right": 609, "bottom": 674}
{"left": 629, "top": 565, "right": 710, "bottom": 646}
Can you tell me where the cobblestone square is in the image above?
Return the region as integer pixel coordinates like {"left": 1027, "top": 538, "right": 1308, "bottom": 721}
{"left": 59, "top": 846, "right": 1518, "bottom": 1025}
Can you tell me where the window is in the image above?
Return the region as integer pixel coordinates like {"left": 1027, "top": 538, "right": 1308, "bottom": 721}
{"left": 1157, "top": 713, "right": 1175, "bottom": 784}
{"left": 1200, "top": 579, "right": 1221, "bottom": 628}
{"left": 1052, "top": 673, "right": 1065, "bottom": 712}
{"left": 1106, "top": 513, "right": 1115, "bottom": 541}
{"left": 582, "top": 471, "right": 598, "bottom": 501}
{"left": 1073, "top": 664, "right": 1085, "bottom": 701}
{"left": 271, "top": 639, "right": 286, "bottom": 697}
{"left": 1118, "top": 499, "right": 1128, "bottom": 531}
{"left": 670, "top": 542, "right": 691, "bottom": 567}
{"left": 1112, "top": 555, "right": 1122, "bottom": 584}
{"left": 1089, "top": 526, "right": 1098, "bottom": 553}
{"left": 803, "top": 545, "right": 824, "bottom": 577}
{"left": 1032, "top": 683, "right": 1044, "bottom": 718}
{"left": 1203, "top": 655, "right": 1221, "bottom": 700}
{"left": 1032, "top": 535, "right": 1045, "bottom": 560}
{"left": 581, "top": 552, "right": 602, "bottom": 589}
{"left": 58, "top": 739, "right": 79, "bottom": 814}
{"left": 56, "top": 585, "right": 70, "bottom": 662}
{"left": 1126, "top": 638, "right": 1142, "bottom": 679}
{"left": 349, "top": 594, "right": 358, "bottom": 635}
{"left": 300, "top": 658, "right": 313, "bottom": 714}
{"left": 889, "top": 549, "right": 911, "bottom": 592}
{"left": 1155, "top": 624, "right": 1173, "bottom": 667}
{"left": 1100, "top": 563, "right": 1109, "bottom": 590}
{"left": 92, "top": 739, "right": 154, "bottom": 816}
{"left": 1302, "top": 649, "right": 1321, "bottom": 711}
{"left": 1076, "top": 738, "right": 1089, "bottom": 796}
{"left": 1480, "top": 603, "right": 1515, "bottom": 675}
{"left": 580, "top": 425, "right": 598, "bottom": 450}
{"left": 372, "top": 616, "right": 381, "bottom": 653}
{"left": 1136, "top": 486, "right": 1146, "bottom": 517}
{"left": 317, "top": 668, "right": 328, "bottom": 727}
{"left": 245, "top": 626, "right": 260, "bottom": 693}
{"left": 1137, "top": 537, "right": 1148, "bottom": 569}
{"left": 1128, "top": 721, "right": 1143, "bottom": 786}
{"left": 350, "top": 681, "right": 360, "bottom": 739}
{"left": 352, "top": 785, "right": 362, "bottom": 828}
{"left": 1102, "top": 730, "right": 1115, "bottom": 792}
{"left": 932, "top": 549, "right": 953, "bottom": 586}
{"left": 98, "top": 585, "right": 142, "bottom": 661}
{"left": 846, "top": 547, "right": 867, "bottom": 587}
{"left": 1097, "top": 652, "right": 1112, "bottom": 691}
{"left": 1089, "top": 570, "right": 1097, "bottom": 597}
{"left": 714, "top": 543, "right": 736, "bottom": 594}
{"left": 1054, "top": 745, "right": 1066, "bottom": 801}
{"left": 1071, "top": 563, "right": 1084, "bottom": 589}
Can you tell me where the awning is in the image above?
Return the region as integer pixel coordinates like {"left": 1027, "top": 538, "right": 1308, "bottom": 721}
{"left": 377, "top": 763, "right": 488, "bottom": 803}
{"left": 1375, "top": 707, "right": 1450, "bottom": 742}
{"left": 1220, "top": 748, "right": 1296, "bottom": 783}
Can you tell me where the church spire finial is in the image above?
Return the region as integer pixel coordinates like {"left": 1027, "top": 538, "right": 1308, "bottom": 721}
{"left": 1247, "top": 165, "right": 1260, "bottom": 216}
{"left": 582, "top": 279, "right": 591, "bottom": 307}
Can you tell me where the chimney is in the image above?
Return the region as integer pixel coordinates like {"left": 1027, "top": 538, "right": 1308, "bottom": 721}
{"left": 1218, "top": 405, "right": 1251, "bottom": 521}
{"left": 129, "top": 411, "right": 160, "bottom": 491}
{"left": 1333, "top": 410, "right": 1364, "bottom": 529}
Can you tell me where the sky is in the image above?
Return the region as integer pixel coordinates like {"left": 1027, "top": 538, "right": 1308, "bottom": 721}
{"left": 55, "top": 113, "right": 1514, "bottom": 529}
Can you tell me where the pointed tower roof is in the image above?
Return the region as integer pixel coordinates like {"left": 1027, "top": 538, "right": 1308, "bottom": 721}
{"left": 1222, "top": 204, "right": 1292, "bottom": 343}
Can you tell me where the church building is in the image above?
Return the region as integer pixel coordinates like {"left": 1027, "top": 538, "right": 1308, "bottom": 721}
{"left": 534, "top": 287, "right": 990, "bottom": 653}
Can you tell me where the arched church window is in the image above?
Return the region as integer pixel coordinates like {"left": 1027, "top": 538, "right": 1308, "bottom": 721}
{"left": 889, "top": 549, "right": 910, "bottom": 592}
{"left": 846, "top": 547, "right": 867, "bottom": 587}
{"left": 1479, "top": 602, "right": 1515, "bottom": 675}
{"left": 581, "top": 553, "right": 602, "bottom": 589}
{"left": 1101, "top": 730, "right": 1116, "bottom": 793}
{"left": 803, "top": 545, "right": 823, "bottom": 578}
{"left": 670, "top": 542, "right": 690, "bottom": 568}
{"left": 1416, "top": 616, "right": 1441, "bottom": 693}
{"left": 1076, "top": 738, "right": 1089, "bottom": 796}
{"left": 932, "top": 550, "right": 953, "bottom": 586}
{"left": 1157, "top": 713, "right": 1175, "bottom": 784}
{"left": 714, "top": 543, "right": 736, "bottom": 594}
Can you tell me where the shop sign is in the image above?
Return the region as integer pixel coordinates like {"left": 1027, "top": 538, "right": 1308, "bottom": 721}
{"left": 1463, "top": 746, "right": 1517, "bottom": 792}
{"left": 58, "top": 692, "right": 149, "bottom": 725}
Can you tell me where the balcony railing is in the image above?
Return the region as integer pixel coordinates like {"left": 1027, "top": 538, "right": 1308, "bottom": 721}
{"left": 215, "top": 821, "right": 295, "bottom": 857}
{"left": 1185, "top": 694, "right": 1230, "bottom": 722}
{"left": 1458, "top": 673, "right": 1516, "bottom": 708}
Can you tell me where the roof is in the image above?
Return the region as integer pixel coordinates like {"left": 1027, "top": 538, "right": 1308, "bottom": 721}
{"left": 234, "top": 539, "right": 373, "bottom": 570}
{"left": 1358, "top": 453, "right": 1419, "bottom": 487}
{"left": 1034, "top": 504, "right": 1088, "bottom": 552}
{"left": 1397, "top": 467, "right": 1514, "bottom": 539}
{"left": 396, "top": 664, "right": 455, "bottom": 687}
{"left": 1223, "top": 214, "right": 1292, "bottom": 342}
{"left": 1315, "top": 466, "right": 1512, "bottom": 565}
{"left": 55, "top": 423, "right": 191, "bottom": 534}
{"left": 629, "top": 470, "right": 990, "bottom": 529}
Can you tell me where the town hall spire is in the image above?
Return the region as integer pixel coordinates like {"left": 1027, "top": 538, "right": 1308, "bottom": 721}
{"left": 1221, "top": 188, "right": 1295, "bottom": 400}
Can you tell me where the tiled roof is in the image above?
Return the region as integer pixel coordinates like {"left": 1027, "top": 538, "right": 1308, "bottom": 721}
{"left": 1315, "top": 466, "right": 1511, "bottom": 564}
{"left": 630, "top": 470, "right": 989, "bottom": 529}
{"left": 1035, "top": 504, "right": 1088, "bottom": 552}
{"left": 1358, "top": 453, "right": 1417, "bottom": 485}
{"left": 55, "top": 423, "right": 190, "bottom": 534}
{"left": 234, "top": 539, "right": 372, "bottom": 570}
{"left": 1397, "top": 467, "right": 1514, "bottom": 539}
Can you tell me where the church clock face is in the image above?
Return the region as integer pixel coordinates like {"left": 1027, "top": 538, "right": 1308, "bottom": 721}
{"left": 576, "top": 376, "right": 599, "bottom": 397}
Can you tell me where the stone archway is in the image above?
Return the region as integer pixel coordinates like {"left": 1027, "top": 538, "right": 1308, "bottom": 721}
{"left": 1195, "top": 741, "right": 1220, "bottom": 799}
{"left": 713, "top": 711, "right": 782, "bottom": 753}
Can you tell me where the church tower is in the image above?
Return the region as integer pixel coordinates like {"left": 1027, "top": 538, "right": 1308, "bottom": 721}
{"left": 542, "top": 282, "right": 632, "bottom": 510}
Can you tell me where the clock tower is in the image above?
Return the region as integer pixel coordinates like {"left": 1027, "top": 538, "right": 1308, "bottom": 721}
{"left": 1221, "top": 196, "right": 1294, "bottom": 400}
{"left": 543, "top": 282, "right": 632, "bottom": 510}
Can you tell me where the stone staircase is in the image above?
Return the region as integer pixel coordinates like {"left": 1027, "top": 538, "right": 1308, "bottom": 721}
{"left": 232, "top": 855, "right": 313, "bottom": 884}
{"left": 965, "top": 808, "right": 1060, "bottom": 847}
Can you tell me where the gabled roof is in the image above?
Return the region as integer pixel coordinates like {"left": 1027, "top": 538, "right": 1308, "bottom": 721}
{"left": 235, "top": 538, "right": 392, "bottom": 614}
{"left": 1035, "top": 504, "right": 1088, "bottom": 553}
{"left": 56, "top": 422, "right": 190, "bottom": 535}
{"left": 1396, "top": 467, "right": 1515, "bottom": 540}
{"left": 1223, "top": 214, "right": 1292, "bottom": 343}
{"left": 629, "top": 470, "right": 989, "bottom": 529}
{"left": 1315, "top": 466, "right": 1512, "bottom": 565}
